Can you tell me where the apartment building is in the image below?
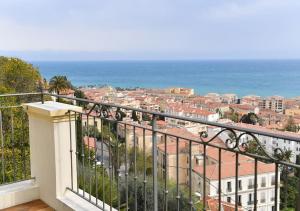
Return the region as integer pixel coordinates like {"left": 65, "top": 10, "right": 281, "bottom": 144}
{"left": 164, "top": 105, "right": 219, "bottom": 129}
{"left": 241, "top": 95, "right": 261, "bottom": 107}
{"left": 222, "top": 93, "right": 238, "bottom": 104}
{"left": 259, "top": 96, "right": 284, "bottom": 113}
{"left": 233, "top": 123, "right": 300, "bottom": 163}
{"left": 191, "top": 148, "right": 279, "bottom": 211}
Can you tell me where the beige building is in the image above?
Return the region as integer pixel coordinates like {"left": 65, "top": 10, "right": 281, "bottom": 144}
{"left": 117, "top": 122, "right": 163, "bottom": 153}
{"left": 157, "top": 128, "right": 224, "bottom": 185}
{"left": 285, "top": 108, "right": 300, "bottom": 116}
{"left": 166, "top": 87, "right": 195, "bottom": 96}
{"left": 221, "top": 93, "right": 238, "bottom": 104}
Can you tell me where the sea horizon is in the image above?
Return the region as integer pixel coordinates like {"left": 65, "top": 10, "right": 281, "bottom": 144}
{"left": 31, "top": 59, "right": 300, "bottom": 98}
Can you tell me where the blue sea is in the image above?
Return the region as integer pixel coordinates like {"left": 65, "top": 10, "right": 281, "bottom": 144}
{"left": 31, "top": 60, "right": 300, "bottom": 98}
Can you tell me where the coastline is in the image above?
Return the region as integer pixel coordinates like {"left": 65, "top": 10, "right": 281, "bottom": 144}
{"left": 32, "top": 60, "right": 300, "bottom": 98}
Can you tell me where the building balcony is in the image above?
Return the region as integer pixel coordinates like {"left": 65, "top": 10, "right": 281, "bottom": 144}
{"left": 0, "top": 93, "right": 299, "bottom": 211}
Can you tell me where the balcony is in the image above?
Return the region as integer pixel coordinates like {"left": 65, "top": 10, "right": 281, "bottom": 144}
{"left": 0, "top": 92, "right": 299, "bottom": 211}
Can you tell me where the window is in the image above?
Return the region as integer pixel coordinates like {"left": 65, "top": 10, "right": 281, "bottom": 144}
{"left": 271, "top": 176, "right": 276, "bottom": 186}
{"left": 238, "top": 180, "right": 242, "bottom": 190}
{"left": 227, "top": 181, "right": 232, "bottom": 192}
{"left": 261, "top": 177, "right": 266, "bottom": 187}
{"left": 260, "top": 192, "right": 266, "bottom": 203}
{"left": 248, "top": 179, "right": 254, "bottom": 189}
{"left": 248, "top": 193, "right": 253, "bottom": 205}
{"left": 227, "top": 197, "right": 231, "bottom": 203}
{"left": 271, "top": 190, "right": 275, "bottom": 201}
{"left": 238, "top": 195, "right": 242, "bottom": 205}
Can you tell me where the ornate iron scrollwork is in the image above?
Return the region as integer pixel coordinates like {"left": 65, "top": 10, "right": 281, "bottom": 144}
{"left": 199, "top": 128, "right": 286, "bottom": 162}
{"left": 200, "top": 128, "right": 238, "bottom": 149}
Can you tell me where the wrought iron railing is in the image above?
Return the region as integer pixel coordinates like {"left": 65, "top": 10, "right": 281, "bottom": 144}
{"left": 51, "top": 92, "right": 300, "bottom": 211}
{"left": 1, "top": 92, "right": 300, "bottom": 211}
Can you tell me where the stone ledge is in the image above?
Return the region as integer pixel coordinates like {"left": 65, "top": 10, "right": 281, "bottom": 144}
{"left": 59, "top": 189, "right": 117, "bottom": 211}
{"left": 23, "top": 101, "right": 82, "bottom": 118}
{"left": 0, "top": 179, "right": 39, "bottom": 209}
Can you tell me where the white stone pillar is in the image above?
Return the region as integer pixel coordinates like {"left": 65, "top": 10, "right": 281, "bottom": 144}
{"left": 24, "top": 101, "right": 82, "bottom": 210}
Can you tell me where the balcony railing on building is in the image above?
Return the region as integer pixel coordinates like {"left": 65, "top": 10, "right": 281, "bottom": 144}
{"left": 0, "top": 92, "right": 300, "bottom": 211}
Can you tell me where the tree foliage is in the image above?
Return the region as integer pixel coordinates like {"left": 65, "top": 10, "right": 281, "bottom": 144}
{"left": 240, "top": 112, "right": 259, "bottom": 125}
{"left": 0, "top": 57, "right": 42, "bottom": 93}
{"left": 0, "top": 57, "right": 43, "bottom": 185}
{"left": 224, "top": 108, "right": 239, "bottom": 123}
{"left": 48, "top": 75, "right": 72, "bottom": 102}
{"left": 284, "top": 116, "right": 299, "bottom": 133}
{"left": 74, "top": 89, "right": 89, "bottom": 108}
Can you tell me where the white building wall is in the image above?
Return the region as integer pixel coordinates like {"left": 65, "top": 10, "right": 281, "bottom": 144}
{"left": 192, "top": 170, "right": 279, "bottom": 211}
{"left": 208, "top": 172, "right": 279, "bottom": 211}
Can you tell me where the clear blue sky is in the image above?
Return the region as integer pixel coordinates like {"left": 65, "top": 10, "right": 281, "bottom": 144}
{"left": 0, "top": 0, "right": 300, "bottom": 60}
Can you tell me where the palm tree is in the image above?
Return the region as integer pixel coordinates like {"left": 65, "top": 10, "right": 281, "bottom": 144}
{"left": 48, "top": 76, "right": 71, "bottom": 101}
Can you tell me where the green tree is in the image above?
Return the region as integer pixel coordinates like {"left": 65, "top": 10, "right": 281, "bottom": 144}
{"left": 128, "top": 147, "right": 152, "bottom": 176}
{"left": 284, "top": 116, "right": 299, "bottom": 132}
{"left": 0, "top": 57, "right": 42, "bottom": 185}
{"left": 245, "top": 139, "right": 266, "bottom": 157}
{"left": 224, "top": 108, "right": 239, "bottom": 123}
{"left": 276, "top": 150, "right": 294, "bottom": 210}
{"left": 240, "top": 112, "right": 259, "bottom": 125}
{"left": 48, "top": 75, "right": 71, "bottom": 101}
{"left": 0, "top": 57, "right": 41, "bottom": 93}
{"left": 74, "top": 89, "right": 88, "bottom": 108}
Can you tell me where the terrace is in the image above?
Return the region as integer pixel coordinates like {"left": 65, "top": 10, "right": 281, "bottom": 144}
{"left": 0, "top": 92, "right": 299, "bottom": 211}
